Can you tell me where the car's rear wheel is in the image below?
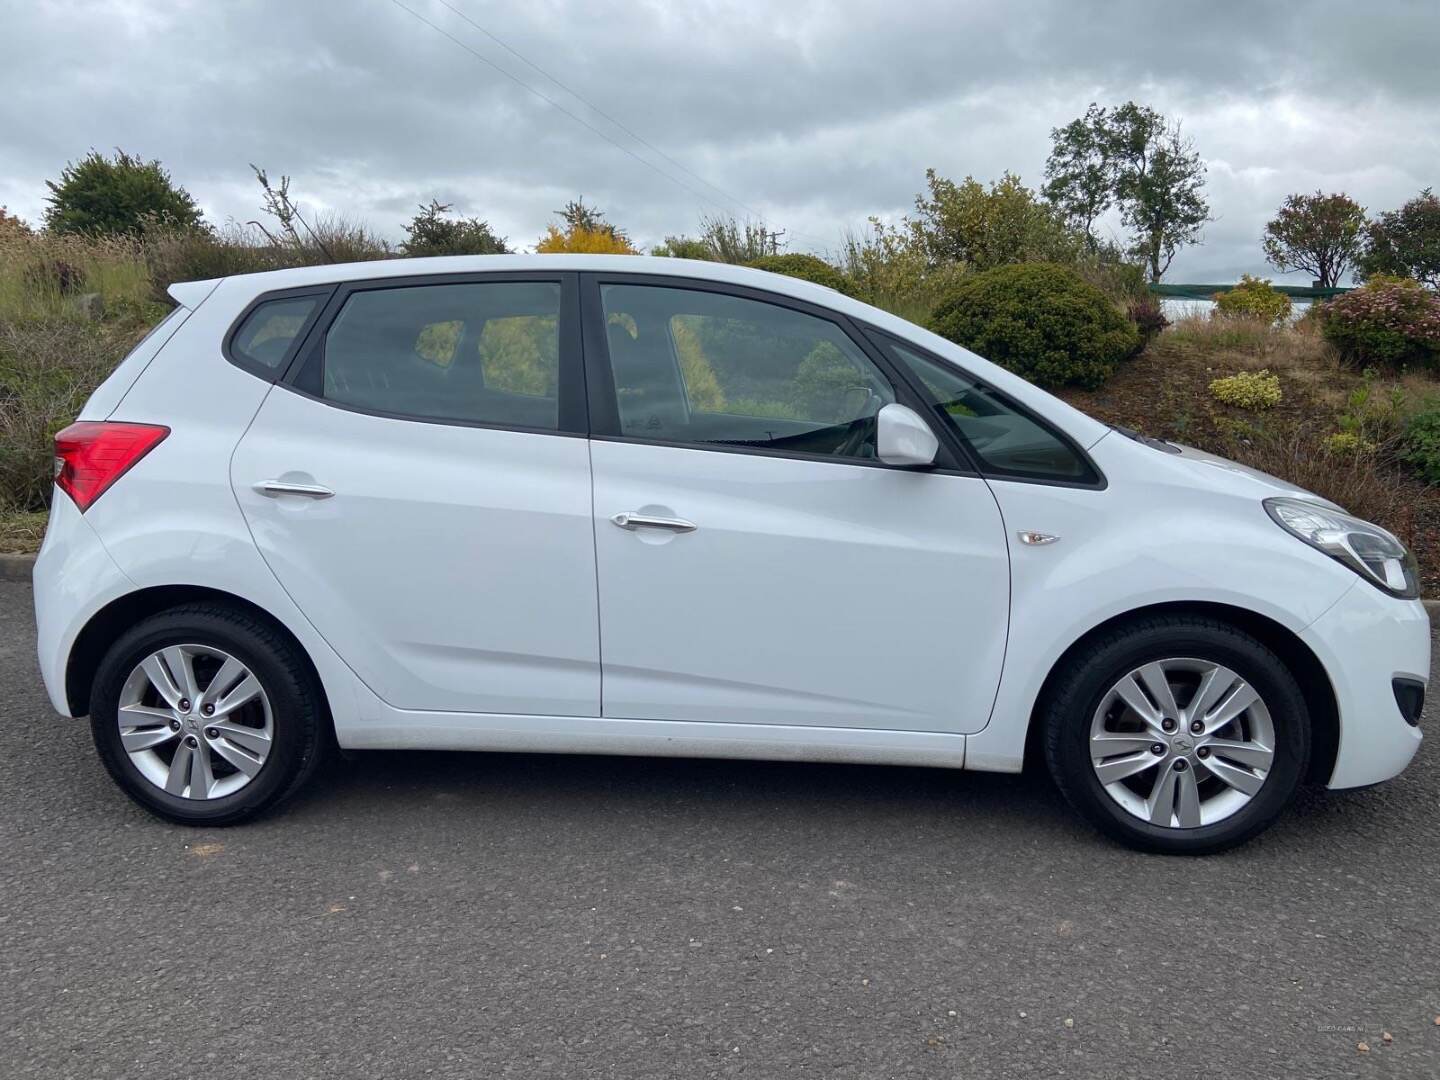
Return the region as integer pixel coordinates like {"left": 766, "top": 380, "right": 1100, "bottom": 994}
{"left": 1043, "top": 615, "right": 1309, "bottom": 854}
{"left": 89, "top": 604, "right": 325, "bottom": 825}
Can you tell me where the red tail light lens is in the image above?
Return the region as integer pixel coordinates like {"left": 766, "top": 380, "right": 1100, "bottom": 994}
{"left": 53, "top": 421, "right": 169, "bottom": 512}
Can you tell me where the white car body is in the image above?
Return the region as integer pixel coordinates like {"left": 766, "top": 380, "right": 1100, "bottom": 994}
{"left": 33, "top": 255, "right": 1427, "bottom": 794}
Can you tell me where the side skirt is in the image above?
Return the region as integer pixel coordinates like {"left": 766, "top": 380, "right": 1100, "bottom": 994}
{"left": 338, "top": 708, "right": 968, "bottom": 770}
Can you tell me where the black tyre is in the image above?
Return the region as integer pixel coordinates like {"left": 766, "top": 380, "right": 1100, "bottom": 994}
{"left": 89, "top": 604, "right": 326, "bottom": 825}
{"left": 1043, "top": 615, "right": 1309, "bottom": 855}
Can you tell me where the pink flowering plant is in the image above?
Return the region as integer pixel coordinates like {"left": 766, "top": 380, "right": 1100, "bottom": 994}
{"left": 1321, "top": 276, "right": 1440, "bottom": 367}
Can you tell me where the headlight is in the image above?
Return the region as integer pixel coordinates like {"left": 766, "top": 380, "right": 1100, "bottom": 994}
{"left": 1264, "top": 497, "right": 1420, "bottom": 599}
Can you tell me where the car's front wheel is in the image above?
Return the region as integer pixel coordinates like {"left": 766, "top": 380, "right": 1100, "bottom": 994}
{"left": 1043, "top": 615, "right": 1309, "bottom": 854}
{"left": 89, "top": 604, "right": 326, "bottom": 825}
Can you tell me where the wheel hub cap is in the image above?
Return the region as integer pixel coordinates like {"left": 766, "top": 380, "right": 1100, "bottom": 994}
{"left": 115, "top": 644, "right": 274, "bottom": 801}
{"left": 1089, "top": 658, "right": 1275, "bottom": 830}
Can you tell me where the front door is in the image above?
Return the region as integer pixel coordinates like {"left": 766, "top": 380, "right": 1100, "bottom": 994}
{"left": 231, "top": 274, "right": 600, "bottom": 716}
{"left": 586, "top": 278, "right": 1009, "bottom": 734}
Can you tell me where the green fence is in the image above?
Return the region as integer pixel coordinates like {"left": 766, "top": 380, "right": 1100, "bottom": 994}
{"left": 1149, "top": 283, "right": 1352, "bottom": 301}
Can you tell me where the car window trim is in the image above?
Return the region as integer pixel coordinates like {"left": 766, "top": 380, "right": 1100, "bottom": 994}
{"left": 222, "top": 285, "right": 337, "bottom": 382}
{"left": 860, "top": 323, "right": 1107, "bottom": 491}
{"left": 275, "top": 270, "right": 587, "bottom": 436}
{"left": 578, "top": 272, "right": 973, "bottom": 475}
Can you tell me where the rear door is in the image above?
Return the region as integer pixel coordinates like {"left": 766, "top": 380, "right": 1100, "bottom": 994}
{"left": 230, "top": 272, "right": 600, "bottom": 716}
{"left": 583, "top": 275, "right": 1011, "bottom": 734}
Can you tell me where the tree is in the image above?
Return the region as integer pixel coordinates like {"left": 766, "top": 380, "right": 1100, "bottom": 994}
{"left": 401, "top": 199, "right": 509, "bottom": 257}
{"left": 912, "top": 170, "right": 1081, "bottom": 271}
{"left": 1043, "top": 102, "right": 1209, "bottom": 282}
{"left": 1043, "top": 103, "right": 1113, "bottom": 240}
{"left": 1261, "top": 191, "right": 1367, "bottom": 288}
{"left": 44, "top": 149, "right": 204, "bottom": 236}
{"left": 1359, "top": 189, "right": 1440, "bottom": 289}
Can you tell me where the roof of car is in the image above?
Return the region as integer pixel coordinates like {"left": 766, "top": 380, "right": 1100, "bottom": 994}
{"left": 186, "top": 254, "right": 834, "bottom": 304}
{"left": 179, "top": 253, "right": 1112, "bottom": 450}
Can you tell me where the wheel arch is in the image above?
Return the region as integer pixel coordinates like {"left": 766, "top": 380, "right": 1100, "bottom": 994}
{"left": 65, "top": 585, "right": 333, "bottom": 734}
{"left": 1023, "top": 601, "right": 1339, "bottom": 785}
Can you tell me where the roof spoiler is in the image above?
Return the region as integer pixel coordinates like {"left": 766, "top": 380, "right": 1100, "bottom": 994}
{"left": 167, "top": 278, "right": 222, "bottom": 311}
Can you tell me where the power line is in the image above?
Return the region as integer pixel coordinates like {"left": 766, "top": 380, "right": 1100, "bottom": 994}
{"left": 386, "top": 0, "right": 750, "bottom": 227}
{"left": 431, "top": 0, "right": 765, "bottom": 224}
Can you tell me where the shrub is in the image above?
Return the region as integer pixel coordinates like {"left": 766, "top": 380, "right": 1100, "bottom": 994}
{"left": 535, "top": 224, "right": 639, "bottom": 255}
{"left": 401, "top": 200, "right": 509, "bottom": 257}
{"left": 1321, "top": 277, "right": 1440, "bottom": 368}
{"left": 44, "top": 150, "right": 205, "bottom": 236}
{"left": 838, "top": 218, "right": 964, "bottom": 323}
{"left": 927, "top": 262, "right": 1140, "bottom": 388}
{"left": 744, "top": 253, "right": 851, "bottom": 294}
{"left": 1323, "top": 431, "right": 1377, "bottom": 456}
{"left": 1126, "top": 293, "right": 1170, "bottom": 342}
{"left": 1214, "top": 275, "right": 1291, "bottom": 325}
{"left": 1399, "top": 409, "right": 1440, "bottom": 484}
{"left": 1209, "top": 369, "right": 1282, "bottom": 409}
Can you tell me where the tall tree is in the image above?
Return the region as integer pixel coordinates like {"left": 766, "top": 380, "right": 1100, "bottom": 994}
{"left": 1358, "top": 189, "right": 1440, "bottom": 289}
{"left": 44, "top": 149, "right": 204, "bottom": 236}
{"left": 1043, "top": 102, "right": 1209, "bottom": 282}
{"left": 1043, "top": 103, "right": 1113, "bottom": 241}
{"left": 1261, "top": 191, "right": 1367, "bottom": 288}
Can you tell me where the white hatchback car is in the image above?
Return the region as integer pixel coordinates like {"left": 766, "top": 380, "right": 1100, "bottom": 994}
{"left": 33, "top": 255, "right": 1428, "bottom": 852}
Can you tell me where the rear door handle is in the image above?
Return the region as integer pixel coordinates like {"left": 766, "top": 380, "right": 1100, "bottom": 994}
{"left": 254, "top": 480, "right": 335, "bottom": 499}
{"left": 611, "top": 512, "right": 696, "bottom": 533}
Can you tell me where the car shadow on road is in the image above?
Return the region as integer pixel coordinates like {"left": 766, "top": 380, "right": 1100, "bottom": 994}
{"left": 276, "top": 743, "right": 1418, "bottom": 859}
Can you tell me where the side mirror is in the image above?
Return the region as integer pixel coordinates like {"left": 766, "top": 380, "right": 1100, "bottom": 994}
{"left": 875, "top": 403, "right": 939, "bottom": 467}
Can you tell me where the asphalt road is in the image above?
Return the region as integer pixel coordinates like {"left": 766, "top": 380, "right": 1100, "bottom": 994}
{"left": 2, "top": 578, "right": 1438, "bottom": 1079}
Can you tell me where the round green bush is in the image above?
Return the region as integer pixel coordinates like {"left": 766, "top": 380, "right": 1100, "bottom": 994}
{"left": 1321, "top": 277, "right": 1440, "bottom": 368}
{"left": 745, "top": 253, "right": 852, "bottom": 295}
{"left": 927, "top": 263, "right": 1140, "bottom": 388}
{"left": 1213, "top": 274, "right": 1291, "bottom": 325}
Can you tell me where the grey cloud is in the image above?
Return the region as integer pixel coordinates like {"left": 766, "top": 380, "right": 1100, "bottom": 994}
{"left": 2, "top": 0, "right": 1435, "bottom": 281}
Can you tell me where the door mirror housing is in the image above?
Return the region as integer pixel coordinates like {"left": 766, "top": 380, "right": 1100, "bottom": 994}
{"left": 875, "top": 403, "right": 939, "bottom": 467}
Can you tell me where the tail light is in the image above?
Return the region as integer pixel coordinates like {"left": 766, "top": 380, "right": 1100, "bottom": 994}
{"left": 53, "top": 421, "right": 169, "bottom": 512}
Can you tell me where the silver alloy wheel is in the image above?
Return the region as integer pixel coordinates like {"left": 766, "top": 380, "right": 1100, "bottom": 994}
{"left": 1089, "top": 658, "right": 1275, "bottom": 829}
{"left": 116, "top": 644, "right": 274, "bottom": 800}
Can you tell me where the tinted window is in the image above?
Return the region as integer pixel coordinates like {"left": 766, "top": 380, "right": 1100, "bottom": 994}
{"left": 320, "top": 282, "right": 561, "bottom": 429}
{"left": 600, "top": 284, "right": 894, "bottom": 460}
{"left": 231, "top": 296, "right": 318, "bottom": 370}
{"left": 884, "top": 340, "right": 1098, "bottom": 483}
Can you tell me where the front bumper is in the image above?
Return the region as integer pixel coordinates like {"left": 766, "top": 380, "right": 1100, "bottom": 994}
{"left": 1301, "top": 580, "right": 1429, "bottom": 789}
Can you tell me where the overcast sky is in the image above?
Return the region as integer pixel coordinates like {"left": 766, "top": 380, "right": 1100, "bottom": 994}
{"left": 3, "top": 0, "right": 1437, "bottom": 282}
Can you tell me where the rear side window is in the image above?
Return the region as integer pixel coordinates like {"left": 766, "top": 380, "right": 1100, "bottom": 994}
{"left": 882, "top": 339, "right": 1099, "bottom": 484}
{"left": 315, "top": 281, "right": 561, "bottom": 429}
{"left": 230, "top": 296, "right": 319, "bottom": 371}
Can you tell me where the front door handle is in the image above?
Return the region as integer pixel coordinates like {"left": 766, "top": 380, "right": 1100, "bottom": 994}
{"left": 611, "top": 512, "right": 696, "bottom": 533}
{"left": 254, "top": 480, "right": 335, "bottom": 499}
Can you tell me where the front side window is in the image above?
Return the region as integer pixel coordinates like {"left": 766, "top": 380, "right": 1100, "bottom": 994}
{"left": 882, "top": 339, "right": 1098, "bottom": 484}
{"left": 231, "top": 296, "right": 319, "bottom": 371}
{"left": 600, "top": 284, "right": 895, "bottom": 460}
{"left": 317, "top": 281, "right": 561, "bottom": 429}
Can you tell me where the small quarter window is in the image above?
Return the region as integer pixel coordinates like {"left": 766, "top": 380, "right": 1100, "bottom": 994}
{"left": 883, "top": 339, "right": 1099, "bottom": 484}
{"left": 230, "top": 296, "right": 320, "bottom": 371}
